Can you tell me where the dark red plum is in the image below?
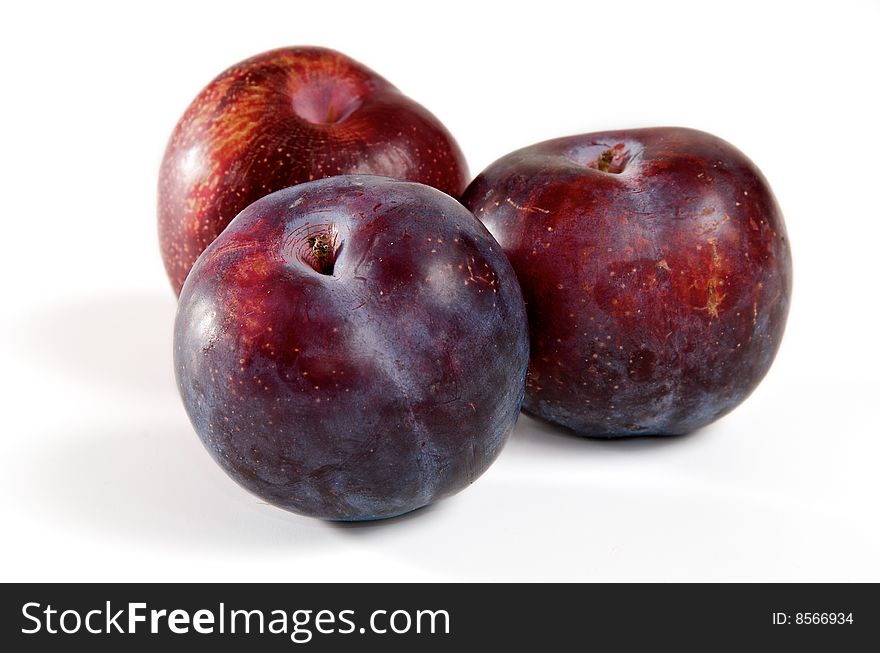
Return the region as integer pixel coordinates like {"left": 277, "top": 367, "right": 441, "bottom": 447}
{"left": 174, "top": 176, "right": 528, "bottom": 520}
{"left": 159, "top": 46, "right": 469, "bottom": 294}
{"left": 463, "top": 127, "right": 792, "bottom": 437}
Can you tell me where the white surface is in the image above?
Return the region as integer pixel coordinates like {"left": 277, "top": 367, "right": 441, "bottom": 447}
{"left": 2, "top": 0, "right": 879, "bottom": 582}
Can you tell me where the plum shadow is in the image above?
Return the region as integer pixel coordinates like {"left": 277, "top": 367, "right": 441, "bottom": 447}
{"left": 14, "top": 291, "right": 178, "bottom": 399}
{"left": 326, "top": 502, "right": 441, "bottom": 532}
{"left": 23, "top": 423, "right": 333, "bottom": 553}
{"left": 510, "top": 413, "right": 705, "bottom": 454}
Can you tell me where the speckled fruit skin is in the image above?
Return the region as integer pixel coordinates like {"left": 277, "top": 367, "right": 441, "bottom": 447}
{"left": 159, "top": 47, "right": 468, "bottom": 295}
{"left": 174, "top": 176, "right": 528, "bottom": 520}
{"left": 463, "top": 127, "right": 792, "bottom": 437}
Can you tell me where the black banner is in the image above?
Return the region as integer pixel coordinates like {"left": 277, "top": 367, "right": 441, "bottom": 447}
{"left": 1, "top": 583, "right": 875, "bottom": 650}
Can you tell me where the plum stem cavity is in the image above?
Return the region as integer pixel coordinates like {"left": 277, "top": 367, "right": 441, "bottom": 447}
{"left": 594, "top": 144, "right": 631, "bottom": 174}
{"left": 303, "top": 228, "right": 339, "bottom": 275}
{"left": 568, "top": 142, "right": 634, "bottom": 174}
{"left": 291, "top": 77, "right": 363, "bottom": 125}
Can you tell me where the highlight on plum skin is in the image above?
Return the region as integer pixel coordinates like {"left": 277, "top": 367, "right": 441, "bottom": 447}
{"left": 174, "top": 176, "right": 529, "bottom": 521}
{"left": 463, "top": 127, "right": 792, "bottom": 438}
{"left": 158, "top": 46, "right": 469, "bottom": 295}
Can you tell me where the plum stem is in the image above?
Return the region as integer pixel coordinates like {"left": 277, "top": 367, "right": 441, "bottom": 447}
{"left": 597, "top": 149, "right": 614, "bottom": 172}
{"left": 306, "top": 231, "right": 337, "bottom": 275}
{"left": 594, "top": 144, "right": 631, "bottom": 174}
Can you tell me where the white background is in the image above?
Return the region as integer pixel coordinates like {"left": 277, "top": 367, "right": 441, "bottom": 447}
{"left": 2, "top": 0, "right": 878, "bottom": 582}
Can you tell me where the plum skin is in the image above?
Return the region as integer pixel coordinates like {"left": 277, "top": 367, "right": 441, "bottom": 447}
{"left": 158, "top": 46, "right": 469, "bottom": 295}
{"left": 463, "top": 127, "right": 792, "bottom": 437}
{"left": 174, "top": 176, "right": 528, "bottom": 520}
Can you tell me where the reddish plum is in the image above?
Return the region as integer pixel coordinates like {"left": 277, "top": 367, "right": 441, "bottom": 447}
{"left": 159, "top": 47, "right": 468, "bottom": 294}
{"left": 463, "top": 127, "right": 792, "bottom": 436}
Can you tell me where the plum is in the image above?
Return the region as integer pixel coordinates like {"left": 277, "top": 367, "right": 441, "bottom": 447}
{"left": 158, "top": 46, "right": 469, "bottom": 294}
{"left": 463, "top": 127, "right": 792, "bottom": 436}
{"left": 174, "top": 176, "right": 528, "bottom": 520}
